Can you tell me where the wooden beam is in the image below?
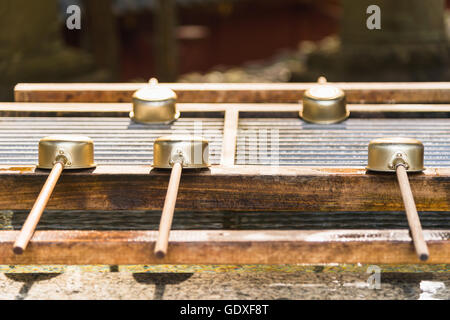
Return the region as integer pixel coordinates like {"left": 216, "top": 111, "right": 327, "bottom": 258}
{"left": 14, "top": 82, "right": 450, "bottom": 103}
{"left": 0, "top": 230, "right": 449, "bottom": 265}
{"left": 1, "top": 102, "right": 449, "bottom": 117}
{"left": 0, "top": 166, "right": 448, "bottom": 212}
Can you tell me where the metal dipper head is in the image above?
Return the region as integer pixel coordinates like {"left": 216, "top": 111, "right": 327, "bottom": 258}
{"left": 153, "top": 135, "right": 209, "bottom": 169}
{"left": 37, "top": 135, "right": 96, "bottom": 170}
{"left": 300, "top": 76, "right": 349, "bottom": 124}
{"left": 131, "top": 78, "right": 179, "bottom": 124}
{"left": 367, "top": 137, "right": 424, "bottom": 173}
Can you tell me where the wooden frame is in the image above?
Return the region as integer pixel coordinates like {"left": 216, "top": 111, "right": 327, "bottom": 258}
{"left": 0, "top": 82, "right": 448, "bottom": 265}
{"left": 0, "top": 166, "right": 448, "bottom": 212}
{"left": 3, "top": 102, "right": 450, "bottom": 117}
{"left": 0, "top": 230, "right": 449, "bottom": 265}
{"left": 14, "top": 82, "right": 450, "bottom": 103}
{"left": 0, "top": 101, "right": 448, "bottom": 212}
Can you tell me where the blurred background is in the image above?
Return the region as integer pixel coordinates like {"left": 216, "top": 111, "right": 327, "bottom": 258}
{"left": 0, "top": 0, "right": 449, "bottom": 100}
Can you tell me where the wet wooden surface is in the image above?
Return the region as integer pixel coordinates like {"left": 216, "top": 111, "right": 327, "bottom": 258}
{"left": 14, "top": 82, "right": 450, "bottom": 103}
{"left": 0, "top": 229, "right": 449, "bottom": 265}
{"left": 0, "top": 166, "right": 448, "bottom": 212}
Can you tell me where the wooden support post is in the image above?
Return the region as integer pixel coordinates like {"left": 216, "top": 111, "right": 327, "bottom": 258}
{"left": 221, "top": 108, "right": 239, "bottom": 166}
{"left": 154, "top": 0, "right": 178, "bottom": 82}
{"left": 83, "top": 0, "right": 119, "bottom": 80}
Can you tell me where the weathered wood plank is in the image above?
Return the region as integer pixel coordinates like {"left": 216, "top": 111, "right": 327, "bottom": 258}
{"left": 0, "top": 166, "right": 448, "bottom": 212}
{"left": 1, "top": 102, "right": 449, "bottom": 118}
{"left": 14, "top": 82, "right": 450, "bottom": 103}
{"left": 0, "top": 230, "right": 449, "bottom": 265}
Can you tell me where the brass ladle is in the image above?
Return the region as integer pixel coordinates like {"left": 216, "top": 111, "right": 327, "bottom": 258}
{"left": 300, "top": 76, "right": 349, "bottom": 124}
{"left": 367, "top": 137, "right": 429, "bottom": 261}
{"left": 153, "top": 135, "right": 209, "bottom": 258}
{"left": 13, "top": 135, "right": 96, "bottom": 254}
{"left": 131, "top": 78, "right": 179, "bottom": 124}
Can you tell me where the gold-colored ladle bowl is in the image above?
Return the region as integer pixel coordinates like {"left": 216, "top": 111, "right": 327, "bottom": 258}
{"left": 131, "top": 78, "right": 179, "bottom": 124}
{"left": 367, "top": 137, "right": 424, "bottom": 173}
{"left": 300, "top": 77, "right": 349, "bottom": 124}
{"left": 38, "top": 135, "right": 96, "bottom": 170}
{"left": 153, "top": 135, "right": 209, "bottom": 169}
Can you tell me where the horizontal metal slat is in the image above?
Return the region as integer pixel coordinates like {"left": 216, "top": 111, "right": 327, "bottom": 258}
{"left": 237, "top": 118, "right": 450, "bottom": 167}
{"left": 0, "top": 117, "right": 223, "bottom": 165}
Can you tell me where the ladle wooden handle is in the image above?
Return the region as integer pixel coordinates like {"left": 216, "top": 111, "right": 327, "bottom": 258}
{"left": 13, "top": 162, "right": 64, "bottom": 254}
{"left": 154, "top": 162, "right": 183, "bottom": 258}
{"left": 396, "top": 165, "right": 429, "bottom": 261}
